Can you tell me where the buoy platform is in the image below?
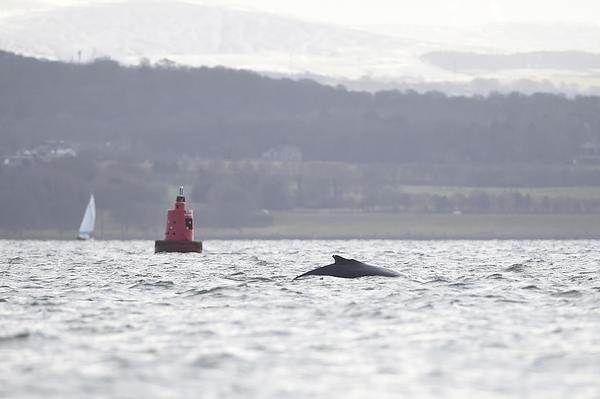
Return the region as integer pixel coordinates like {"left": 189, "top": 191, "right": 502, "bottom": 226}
{"left": 155, "top": 240, "right": 202, "bottom": 253}
{"left": 155, "top": 186, "right": 202, "bottom": 253}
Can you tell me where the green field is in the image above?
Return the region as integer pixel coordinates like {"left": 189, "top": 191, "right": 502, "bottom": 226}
{"left": 396, "top": 185, "right": 600, "bottom": 200}
{"left": 200, "top": 210, "right": 600, "bottom": 240}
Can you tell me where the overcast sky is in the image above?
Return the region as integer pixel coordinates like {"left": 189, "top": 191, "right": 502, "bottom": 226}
{"left": 8, "top": 0, "right": 600, "bottom": 26}
{"left": 211, "top": 0, "right": 600, "bottom": 25}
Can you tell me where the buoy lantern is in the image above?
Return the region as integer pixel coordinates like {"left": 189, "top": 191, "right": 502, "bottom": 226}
{"left": 155, "top": 186, "right": 203, "bottom": 253}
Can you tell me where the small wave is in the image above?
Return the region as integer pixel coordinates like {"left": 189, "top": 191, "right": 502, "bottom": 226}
{"left": 30, "top": 299, "right": 59, "bottom": 307}
{"left": 279, "top": 287, "right": 303, "bottom": 294}
{"left": 191, "top": 352, "right": 240, "bottom": 369}
{"left": 180, "top": 286, "right": 236, "bottom": 296}
{"left": 249, "top": 256, "right": 269, "bottom": 266}
{"left": 225, "top": 272, "right": 246, "bottom": 281}
{"left": 0, "top": 298, "right": 7, "bottom": 302}
{"left": 497, "top": 298, "right": 527, "bottom": 304}
{"left": 227, "top": 276, "right": 273, "bottom": 283}
{"left": 0, "top": 331, "right": 30, "bottom": 343}
{"left": 531, "top": 353, "right": 565, "bottom": 368}
{"left": 225, "top": 272, "right": 273, "bottom": 283}
{"left": 245, "top": 277, "right": 274, "bottom": 282}
{"left": 484, "top": 294, "right": 503, "bottom": 299}
{"left": 128, "top": 280, "right": 175, "bottom": 289}
{"left": 415, "top": 303, "right": 434, "bottom": 310}
{"left": 486, "top": 273, "right": 505, "bottom": 280}
{"left": 425, "top": 276, "right": 450, "bottom": 284}
{"left": 505, "top": 263, "right": 526, "bottom": 272}
{"left": 20, "top": 284, "right": 43, "bottom": 289}
{"left": 448, "top": 282, "right": 470, "bottom": 288}
{"left": 522, "top": 285, "right": 540, "bottom": 290}
{"left": 408, "top": 288, "right": 429, "bottom": 293}
{"left": 552, "top": 289, "right": 582, "bottom": 298}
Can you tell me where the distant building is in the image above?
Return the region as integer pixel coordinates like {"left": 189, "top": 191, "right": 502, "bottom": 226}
{"left": 2, "top": 141, "right": 77, "bottom": 167}
{"left": 573, "top": 137, "right": 600, "bottom": 164}
{"left": 582, "top": 138, "right": 600, "bottom": 155}
{"left": 261, "top": 146, "right": 302, "bottom": 162}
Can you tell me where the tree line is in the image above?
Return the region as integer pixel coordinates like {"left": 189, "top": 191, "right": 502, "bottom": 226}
{"left": 2, "top": 158, "right": 600, "bottom": 235}
{"left": 1, "top": 50, "right": 600, "bottom": 166}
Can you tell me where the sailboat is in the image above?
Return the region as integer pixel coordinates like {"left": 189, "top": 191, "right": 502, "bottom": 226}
{"left": 77, "top": 194, "right": 96, "bottom": 240}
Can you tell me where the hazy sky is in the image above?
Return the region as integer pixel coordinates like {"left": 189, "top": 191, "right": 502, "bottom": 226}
{"left": 211, "top": 0, "right": 600, "bottom": 25}
{"left": 11, "top": 0, "right": 600, "bottom": 26}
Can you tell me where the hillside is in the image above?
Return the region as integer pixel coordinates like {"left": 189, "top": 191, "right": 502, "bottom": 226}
{"left": 0, "top": 1, "right": 427, "bottom": 80}
{"left": 2, "top": 51, "right": 600, "bottom": 237}
{"left": 3, "top": 2, "right": 600, "bottom": 94}
{"left": 2, "top": 50, "right": 600, "bottom": 165}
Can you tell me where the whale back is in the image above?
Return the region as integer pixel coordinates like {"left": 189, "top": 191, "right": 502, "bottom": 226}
{"left": 294, "top": 255, "right": 399, "bottom": 279}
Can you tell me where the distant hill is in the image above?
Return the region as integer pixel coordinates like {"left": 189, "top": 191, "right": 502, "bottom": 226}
{"left": 2, "top": 50, "right": 600, "bottom": 235}
{"left": 3, "top": 2, "right": 600, "bottom": 94}
{"left": 1, "top": 49, "right": 600, "bottom": 166}
{"left": 0, "top": 1, "right": 425, "bottom": 80}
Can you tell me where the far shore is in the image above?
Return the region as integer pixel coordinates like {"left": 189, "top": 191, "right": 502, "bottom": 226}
{"left": 4, "top": 211, "right": 600, "bottom": 240}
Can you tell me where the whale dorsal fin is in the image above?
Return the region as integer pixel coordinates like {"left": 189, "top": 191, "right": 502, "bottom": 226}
{"left": 333, "top": 255, "right": 349, "bottom": 264}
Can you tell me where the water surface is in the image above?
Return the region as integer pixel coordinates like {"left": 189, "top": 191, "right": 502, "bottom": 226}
{"left": 1, "top": 240, "right": 599, "bottom": 398}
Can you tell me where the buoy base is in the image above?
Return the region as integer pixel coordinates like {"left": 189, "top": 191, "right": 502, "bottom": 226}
{"left": 154, "top": 240, "right": 203, "bottom": 253}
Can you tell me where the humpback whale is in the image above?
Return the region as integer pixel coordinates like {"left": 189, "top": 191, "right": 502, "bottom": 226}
{"left": 293, "top": 255, "right": 400, "bottom": 279}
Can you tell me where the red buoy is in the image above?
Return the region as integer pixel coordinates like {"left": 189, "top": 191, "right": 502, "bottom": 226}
{"left": 155, "top": 186, "right": 203, "bottom": 253}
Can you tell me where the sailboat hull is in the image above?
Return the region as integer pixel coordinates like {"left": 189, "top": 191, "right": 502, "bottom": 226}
{"left": 155, "top": 240, "right": 203, "bottom": 253}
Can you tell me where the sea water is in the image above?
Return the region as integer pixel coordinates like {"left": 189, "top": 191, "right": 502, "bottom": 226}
{"left": 1, "top": 240, "right": 599, "bottom": 399}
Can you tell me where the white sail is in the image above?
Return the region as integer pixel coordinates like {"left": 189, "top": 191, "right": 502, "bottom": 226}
{"left": 78, "top": 194, "right": 96, "bottom": 240}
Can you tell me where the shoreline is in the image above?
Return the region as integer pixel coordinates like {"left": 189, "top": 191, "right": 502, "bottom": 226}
{"left": 3, "top": 211, "right": 600, "bottom": 240}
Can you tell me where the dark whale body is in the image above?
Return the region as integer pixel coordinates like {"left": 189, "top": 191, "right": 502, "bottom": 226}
{"left": 294, "top": 255, "right": 399, "bottom": 280}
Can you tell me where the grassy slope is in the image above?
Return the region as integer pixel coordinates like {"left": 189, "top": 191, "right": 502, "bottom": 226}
{"left": 200, "top": 210, "right": 600, "bottom": 240}
{"left": 388, "top": 185, "right": 600, "bottom": 200}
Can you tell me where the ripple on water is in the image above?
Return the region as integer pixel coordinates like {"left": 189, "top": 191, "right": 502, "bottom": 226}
{"left": 128, "top": 280, "right": 175, "bottom": 289}
{"left": 424, "top": 276, "right": 450, "bottom": 284}
{"left": 191, "top": 352, "right": 242, "bottom": 369}
{"left": 448, "top": 282, "right": 471, "bottom": 288}
{"left": 505, "top": 263, "right": 526, "bottom": 273}
{"left": 552, "top": 289, "right": 582, "bottom": 298}
{"left": 226, "top": 274, "right": 273, "bottom": 283}
{"left": 178, "top": 285, "right": 245, "bottom": 297}
{"left": 0, "top": 331, "right": 31, "bottom": 343}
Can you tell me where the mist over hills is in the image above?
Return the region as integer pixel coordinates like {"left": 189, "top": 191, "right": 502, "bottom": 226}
{"left": 366, "top": 23, "right": 600, "bottom": 54}
{"left": 0, "top": 1, "right": 428, "bottom": 80}
{"left": 423, "top": 51, "right": 600, "bottom": 72}
{"left": 2, "top": 1, "right": 600, "bottom": 95}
